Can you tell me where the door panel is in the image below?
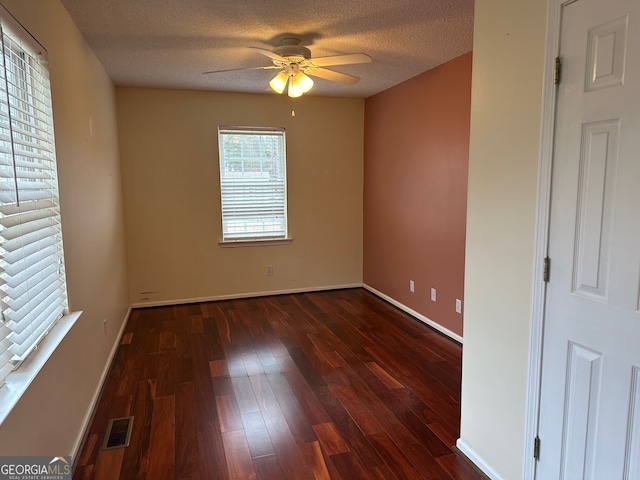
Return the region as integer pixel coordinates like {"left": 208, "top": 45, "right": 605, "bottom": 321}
{"left": 560, "top": 343, "right": 602, "bottom": 479}
{"left": 572, "top": 119, "right": 619, "bottom": 301}
{"left": 584, "top": 15, "right": 627, "bottom": 92}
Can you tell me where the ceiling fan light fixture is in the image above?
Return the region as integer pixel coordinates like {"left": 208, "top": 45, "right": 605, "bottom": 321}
{"left": 287, "top": 75, "right": 304, "bottom": 98}
{"left": 297, "top": 72, "right": 314, "bottom": 93}
{"left": 269, "top": 71, "right": 289, "bottom": 94}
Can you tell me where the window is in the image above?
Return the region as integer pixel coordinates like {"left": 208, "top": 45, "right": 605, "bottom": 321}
{"left": 218, "top": 126, "right": 289, "bottom": 243}
{"left": 0, "top": 17, "right": 69, "bottom": 387}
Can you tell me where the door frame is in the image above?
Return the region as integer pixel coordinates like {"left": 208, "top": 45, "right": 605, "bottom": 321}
{"left": 523, "top": 0, "right": 578, "bottom": 478}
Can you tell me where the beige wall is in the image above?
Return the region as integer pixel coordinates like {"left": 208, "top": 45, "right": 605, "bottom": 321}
{"left": 460, "top": 0, "right": 547, "bottom": 478}
{"left": 0, "top": 1, "right": 129, "bottom": 456}
{"left": 117, "top": 88, "right": 363, "bottom": 304}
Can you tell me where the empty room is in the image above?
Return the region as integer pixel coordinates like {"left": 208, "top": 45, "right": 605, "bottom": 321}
{"left": 0, "top": 1, "right": 638, "bottom": 479}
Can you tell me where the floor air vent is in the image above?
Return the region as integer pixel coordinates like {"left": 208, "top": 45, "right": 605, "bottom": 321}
{"left": 101, "top": 416, "right": 134, "bottom": 450}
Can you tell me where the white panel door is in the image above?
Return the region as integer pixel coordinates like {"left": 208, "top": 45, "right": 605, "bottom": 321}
{"left": 537, "top": 0, "right": 640, "bottom": 478}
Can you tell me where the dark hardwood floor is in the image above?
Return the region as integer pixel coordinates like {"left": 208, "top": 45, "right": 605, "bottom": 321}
{"left": 73, "top": 288, "right": 485, "bottom": 480}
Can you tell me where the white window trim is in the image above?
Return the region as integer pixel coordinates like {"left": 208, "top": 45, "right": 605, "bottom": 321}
{"left": 218, "top": 237, "right": 293, "bottom": 247}
{"left": 0, "top": 311, "right": 81, "bottom": 425}
{"left": 218, "top": 126, "right": 289, "bottom": 243}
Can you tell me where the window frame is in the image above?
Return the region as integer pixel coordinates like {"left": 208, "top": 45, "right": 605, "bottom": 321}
{"left": 0, "top": 5, "right": 79, "bottom": 423}
{"left": 217, "top": 126, "right": 291, "bottom": 246}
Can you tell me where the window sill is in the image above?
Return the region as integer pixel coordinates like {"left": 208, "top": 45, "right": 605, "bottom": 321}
{"left": 0, "top": 311, "right": 82, "bottom": 425}
{"left": 219, "top": 237, "right": 293, "bottom": 248}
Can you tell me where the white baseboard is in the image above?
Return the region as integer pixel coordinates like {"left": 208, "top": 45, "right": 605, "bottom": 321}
{"left": 71, "top": 306, "right": 132, "bottom": 463}
{"left": 131, "top": 283, "right": 363, "bottom": 308}
{"left": 362, "top": 284, "right": 463, "bottom": 344}
{"left": 456, "top": 438, "right": 504, "bottom": 480}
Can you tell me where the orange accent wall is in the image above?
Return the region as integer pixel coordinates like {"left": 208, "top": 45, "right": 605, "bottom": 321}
{"left": 363, "top": 52, "right": 472, "bottom": 337}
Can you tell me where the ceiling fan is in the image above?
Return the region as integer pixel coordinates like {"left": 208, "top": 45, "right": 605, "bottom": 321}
{"left": 204, "top": 38, "right": 372, "bottom": 98}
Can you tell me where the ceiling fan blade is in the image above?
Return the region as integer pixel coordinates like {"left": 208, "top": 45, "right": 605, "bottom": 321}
{"left": 249, "top": 47, "right": 289, "bottom": 63}
{"left": 306, "top": 67, "right": 360, "bottom": 85}
{"left": 203, "top": 65, "right": 279, "bottom": 74}
{"left": 308, "top": 53, "right": 371, "bottom": 67}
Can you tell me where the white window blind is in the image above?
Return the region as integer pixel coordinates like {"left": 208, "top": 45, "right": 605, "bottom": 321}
{"left": 218, "top": 127, "right": 288, "bottom": 241}
{"left": 0, "top": 20, "right": 68, "bottom": 387}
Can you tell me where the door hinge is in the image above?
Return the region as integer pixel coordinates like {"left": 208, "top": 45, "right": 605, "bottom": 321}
{"left": 554, "top": 57, "right": 562, "bottom": 85}
{"left": 543, "top": 257, "right": 551, "bottom": 283}
{"left": 534, "top": 436, "right": 541, "bottom": 460}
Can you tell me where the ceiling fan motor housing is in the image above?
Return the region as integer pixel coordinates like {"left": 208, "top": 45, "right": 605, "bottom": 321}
{"left": 274, "top": 38, "right": 311, "bottom": 63}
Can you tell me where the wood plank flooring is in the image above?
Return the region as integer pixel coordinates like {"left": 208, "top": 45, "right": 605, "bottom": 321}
{"left": 74, "top": 288, "right": 485, "bottom": 480}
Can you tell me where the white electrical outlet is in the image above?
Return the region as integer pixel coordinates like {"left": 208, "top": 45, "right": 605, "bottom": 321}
{"left": 430, "top": 288, "right": 437, "bottom": 302}
{"left": 266, "top": 265, "right": 273, "bottom": 276}
{"left": 103, "top": 318, "right": 108, "bottom": 336}
{"left": 409, "top": 280, "right": 414, "bottom": 292}
{"left": 456, "top": 299, "right": 462, "bottom": 314}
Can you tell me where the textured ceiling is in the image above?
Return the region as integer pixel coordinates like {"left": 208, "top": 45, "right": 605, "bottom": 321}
{"left": 58, "top": 0, "right": 474, "bottom": 98}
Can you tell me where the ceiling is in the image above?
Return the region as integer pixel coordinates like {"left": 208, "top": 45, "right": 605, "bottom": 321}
{"left": 58, "top": 0, "right": 474, "bottom": 98}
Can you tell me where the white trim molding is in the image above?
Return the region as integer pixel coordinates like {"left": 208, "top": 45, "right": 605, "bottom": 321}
{"left": 71, "top": 306, "right": 131, "bottom": 464}
{"left": 218, "top": 237, "right": 293, "bottom": 248}
{"left": 132, "top": 284, "right": 363, "bottom": 309}
{"left": 457, "top": 439, "right": 505, "bottom": 480}
{"left": 363, "top": 284, "right": 463, "bottom": 344}
{"left": 523, "top": 1, "right": 568, "bottom": 479}
{"left": 0, "top": 311, "right": 82, "bottom": 426}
